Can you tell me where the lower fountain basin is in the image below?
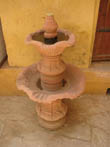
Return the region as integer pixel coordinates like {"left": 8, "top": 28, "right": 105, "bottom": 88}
{"left": 16, "top": 64, "right": 85, "bottom": 103}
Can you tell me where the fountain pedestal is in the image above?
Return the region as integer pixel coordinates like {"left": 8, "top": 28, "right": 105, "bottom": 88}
{"left": 16, "top": 14, "right": 85, "bottom": 130}
{"left": 37, "top": 55, "right": 66, "bottom": 91}
{"left": 36, "top": 99, "right": 67, "bottom": 129}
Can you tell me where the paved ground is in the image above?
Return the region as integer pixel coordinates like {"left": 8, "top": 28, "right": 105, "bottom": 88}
{"left": 0, "top": 94, "right": 109, "bottom": 147}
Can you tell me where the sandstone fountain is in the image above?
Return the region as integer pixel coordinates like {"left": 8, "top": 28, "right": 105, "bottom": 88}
{"left": 16, "top": 14, "right": 85, "bottom": 130}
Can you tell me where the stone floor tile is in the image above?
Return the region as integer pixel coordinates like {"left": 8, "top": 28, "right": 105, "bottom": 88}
{"left": 91, "top": 127, "right": 108, "bottom": 147}
{"left": 69, "top": 95, "right": 110, "bottom": 117}
{"left": 0, "top": 96, "right": 36, "bottom": 121}
{"left": 0, "top": 95, "right": 109, "bottom": 147}
{"left": 86, "top": 112, "right": 110, "bottom": 134}
{"left": 0, "top": 120, "right": 4, "bottom": 136}
{"left": 0, "top": 137, "right": 26, "bottom": 147}
{"left": 46, "top": 135, "right": 90, "bottom": 147}
{"left": 59, "top": 122, "right": 91, "bottom": 141}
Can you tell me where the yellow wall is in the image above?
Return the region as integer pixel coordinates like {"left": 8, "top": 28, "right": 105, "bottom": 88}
{"left": 0, "top": 0, "right": 100, "bottom": 68}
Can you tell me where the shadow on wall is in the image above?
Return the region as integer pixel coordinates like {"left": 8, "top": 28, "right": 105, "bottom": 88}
{"left": 0, "top": 18, "right": 7, "bottom": 67}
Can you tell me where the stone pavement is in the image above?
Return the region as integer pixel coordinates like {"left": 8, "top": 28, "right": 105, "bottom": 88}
{"left": 0, "top": 95, "right": 109, "bottom": 147}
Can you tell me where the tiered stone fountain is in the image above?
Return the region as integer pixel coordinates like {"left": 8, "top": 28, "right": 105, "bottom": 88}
{"left": 16, "top": 14, "right": 85, "bottom": 130}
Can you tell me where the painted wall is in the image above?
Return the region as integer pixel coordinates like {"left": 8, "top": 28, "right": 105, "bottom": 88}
{"left": 0, "top": 0, "right": 100, "bottom": 68}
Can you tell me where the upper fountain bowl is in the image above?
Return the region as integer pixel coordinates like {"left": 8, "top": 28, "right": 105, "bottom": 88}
{"left": 26, "top": 29, "right": 75, "bottom": 56}
{"left": 25, "top": 14, "right": 75, "bottom": 56}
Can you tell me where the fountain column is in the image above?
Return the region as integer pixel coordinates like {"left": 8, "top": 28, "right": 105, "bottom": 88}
{"left": 37, "top": 55, "right": 66, "bottom": 91}
{"left": 36, "top": 14, "right": 68, "bottom": 129}
{"left": 36, "top": 99, "right": 67, "bottom": 130}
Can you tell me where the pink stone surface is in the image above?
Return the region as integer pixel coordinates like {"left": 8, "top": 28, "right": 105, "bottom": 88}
{"left": 43, "top": 14, "right": 58, "bottom": 38}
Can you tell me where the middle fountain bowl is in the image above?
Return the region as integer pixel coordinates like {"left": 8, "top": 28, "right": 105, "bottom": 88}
{"left": 16, "top": 14, "right": 85, "bottom": 130}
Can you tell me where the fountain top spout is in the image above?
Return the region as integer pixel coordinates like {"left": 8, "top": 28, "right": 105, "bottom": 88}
{"left": 43, "top": 13, "right": 58, "bottom": 39}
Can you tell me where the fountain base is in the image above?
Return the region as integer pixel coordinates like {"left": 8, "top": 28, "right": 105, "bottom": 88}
{"left": 38, "top": 116, "right": 66, "bottom": 130}
{"left": 36, "top": 99, "right": 67, "bottom": 130}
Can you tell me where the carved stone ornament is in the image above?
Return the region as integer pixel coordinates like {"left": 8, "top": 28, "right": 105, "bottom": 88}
{"left": 16, "top": 13, "right": 85, "bottom": 130}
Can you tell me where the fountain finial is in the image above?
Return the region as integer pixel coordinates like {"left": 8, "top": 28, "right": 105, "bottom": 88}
{"left": 43, "top": 13, "right": 58, "bottom": 39}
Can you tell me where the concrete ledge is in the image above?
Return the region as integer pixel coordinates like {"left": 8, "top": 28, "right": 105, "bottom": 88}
{"left": 0, "top": 61, "right": 110, "bottom": 95}
{"left": 84, "top": 62, "right": 110, "bottom": 94}
{"left": 0, "top": 61, "right": 24, "bottom": 96}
